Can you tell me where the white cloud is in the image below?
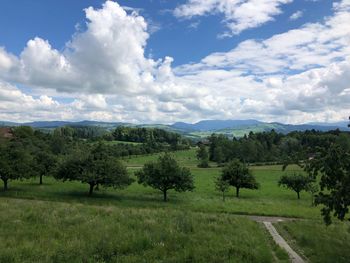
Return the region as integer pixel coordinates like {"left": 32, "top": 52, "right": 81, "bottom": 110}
{"left": 0, "top": 1, "right": 168, "bottom": 96}
{"left": 0, "top": 0, "right": 350, "bottom": 124}
{"left": 176, "top": 5, "right": 350, "bottom": 75}
{"left": 174, "top": 0, "right": 292, "bottom": 35}
{"left": 289, "top": 10, "right": 303, "bottom": 20}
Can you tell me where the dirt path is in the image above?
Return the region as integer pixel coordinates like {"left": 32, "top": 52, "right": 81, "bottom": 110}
{"left": 249, "top": 216, "right": 305, "bottom": 263}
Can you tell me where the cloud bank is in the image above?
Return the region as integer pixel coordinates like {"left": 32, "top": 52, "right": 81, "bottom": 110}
{"left": 0, "top": 0, "right": 349, "bottom": 124}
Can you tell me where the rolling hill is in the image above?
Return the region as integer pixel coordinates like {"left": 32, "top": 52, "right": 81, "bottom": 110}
{"left": 0, "top": 119, "right": 348, "bottom": 138}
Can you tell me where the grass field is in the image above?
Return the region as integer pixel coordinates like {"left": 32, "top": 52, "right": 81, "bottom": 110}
{"left": 275, "top": 220, "right": 350, "bottom": 263}
{"left": 0, "top": 198, "right": 277, "bottom": 263}
{"left": 1, "top": 148, "right": 350, "bottom": 262}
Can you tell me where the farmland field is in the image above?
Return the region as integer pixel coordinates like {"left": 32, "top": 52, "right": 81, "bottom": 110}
{"left": 1, "top": 148, "right": 349, "bottom": 262}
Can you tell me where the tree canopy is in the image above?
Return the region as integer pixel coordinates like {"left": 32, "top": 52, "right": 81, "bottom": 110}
{"left": 55, "top": 144, "right": 133, "bottom": 195}
{"left": 220, "top": 159, "right": 259, "bottom": 197}
{"left": 304, "top": 144, "right": 350, "bottom": 224}
{"left": 135, "top": 153, "right": 194, "bottom": 201}
{"left": 0, "top": 140, "right": 33, "bottom": 190}
{"left": 197, "top": 145, "right": 209, "bottom": 168}
{"left": 278, "top": 173, "right": 313, "bottom": 199}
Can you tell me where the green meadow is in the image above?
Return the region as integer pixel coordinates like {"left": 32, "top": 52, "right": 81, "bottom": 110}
{"left": 1, "top": 148, "right": 349, "bottom": 262}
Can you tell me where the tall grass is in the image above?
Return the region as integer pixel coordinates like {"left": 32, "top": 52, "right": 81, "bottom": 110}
{"left": 0, "top": 198, "right": 274, "bottom": 263}
{"left": 275, "top": 220, "right": 350, "bottom": 263}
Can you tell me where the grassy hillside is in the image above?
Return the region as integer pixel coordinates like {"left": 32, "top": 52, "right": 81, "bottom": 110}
{"left": 0, "top": 198, "right": 275, "bottom": 263}
{"left": 1, "top": 148, "right": 349, "bottom": 262}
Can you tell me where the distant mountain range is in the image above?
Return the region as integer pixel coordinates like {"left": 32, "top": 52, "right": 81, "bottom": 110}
{"left": 0, "top": 119, "right": 348, "bottom": 138}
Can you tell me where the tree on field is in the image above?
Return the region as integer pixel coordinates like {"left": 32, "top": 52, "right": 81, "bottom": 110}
{"left": 278, "top": 173, "right": 313, "bottom": 199}
{"left": 221, "top": 159, "right": 259, "bottom": 198}
{"left": 33, "top": 151, "right": 57, "bottom": 185}
{"left": 304, "top": 143, "right": 350, "bottom": 224}
{"left": 0, "top": 141, "right": 33, "bottom": 190}
{"left": 55, "top": 145, "right": 133, "bottom": 195}
{"left": 197, "top": 145, "right": 209, "bottom": 168}
{"left": 135, "top": 153, "right": 194, "bottom": 201}
{"left": 306, "top": 181, "right": 319, "bottom": 206}
{"left": 215, "top": 176, "right": 230, "bottom": 201}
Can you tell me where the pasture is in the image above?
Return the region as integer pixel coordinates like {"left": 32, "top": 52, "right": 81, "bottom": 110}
{"left": 0, "top": 148, "right": 349, "bottom": 262}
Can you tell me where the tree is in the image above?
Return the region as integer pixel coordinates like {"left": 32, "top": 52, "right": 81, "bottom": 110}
{"left": 34, "top": 151, "right": 57, "bottom": 185}
{"left": 135, "top": 153, "right": 194, "bottom": 201}
{"left": 221, "top": 159, "right": 259, "bottom": 197}
{"left": 55, "top": 145, "right": 133, "bottom": 195}
{"left": 0, "top": 141, "right": 33, "bottom": 190}
{"left": 197, "top": 145, "right": 209, "bottom": 168}
{"left": 215, "top": 176, "right": 230, "bottom": 201}
{"left": 306, "top": 181, "right": 319, "bottom": 206}
{"left": 278, "top": 173, "right": 312, "bottom": 199}
{"left": 213, "top": 146, "right": 225, "bottom": 164}
{"left": 304, "top": 143, "right": 350, "bottom": 224}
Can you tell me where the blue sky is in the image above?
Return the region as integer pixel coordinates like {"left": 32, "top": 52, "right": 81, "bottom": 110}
{"left": 0, "top": 0, "right": 334, "bottom": 65}
{"left": 0, "top": 0, "right": 349, "bottom": 124}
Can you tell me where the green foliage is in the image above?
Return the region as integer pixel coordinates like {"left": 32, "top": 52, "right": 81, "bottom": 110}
{"left": 220, "top": 159, "right": 259, "bottom": 197}
{"left": 214, "top": 175, "right": 230, "bottom": 201}
{"left": 55, "top": 143, "right": 133, "bottom": 195}
{"left": 34, "top": 151, "right": 57, "bottom": 185}
{"left": 136, "top": 153, "right": 194, "bottom": 201}
{"left": 305, "top": 143, "right": 350, "bottom": 224}
{"left": 196, "top": 145, "right": 209, "bottom": 168}
{"left": 113, "top": 126, "right": 191, "bottom": 150}
{"left": 278, "top": 173, "right": 313, "bottom": 200}
{"left": 208, "top": 129, "right": 349, "bottom": 164}
{"left": 0, "top": 140, "right": 33, "bottom": 190}
{"left": 12, "top": 126, "right": 34, "bottom": 139}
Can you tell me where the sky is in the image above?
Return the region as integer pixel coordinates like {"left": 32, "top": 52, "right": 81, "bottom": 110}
{"left": 0, "top": 0, "right": 349, "bottom": 124}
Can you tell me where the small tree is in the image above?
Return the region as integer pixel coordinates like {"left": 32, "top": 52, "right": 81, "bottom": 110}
{"left": 197, "top": 145, "right": 209, "bottom": 168}
{"left": 55, "top": 146, "right": 133, "bottom": 195}
{"left": 0, "top": 141, "right": 33, "bottom": 190}
{"left": 33, "top": 151, "right": 57, "bottom": 185}
{"left": 278, "top": 173, "right": 312, "bottom": 199}
{"left": 215, "top": 176, "right": 230, "bottom": 201}
{"left": 135, "top": 153, "right": 194, "bottom": 201}
{"left": 221, "top": 159, "right": 259, "bottom": 198}
{"left": 306, "top": 181, "right": 319, "bottom": 206}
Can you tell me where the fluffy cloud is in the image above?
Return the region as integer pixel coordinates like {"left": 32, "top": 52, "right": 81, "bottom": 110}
{"left": 0, "top": 0, "right": 350, "bottom": 124}
{"left": 174, "top": 0, "right": 292, "bottom": 35}
{"left": 0, "top": 1, "right": 168, "bottom": 96}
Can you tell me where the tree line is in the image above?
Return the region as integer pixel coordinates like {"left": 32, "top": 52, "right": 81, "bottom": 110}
{"left": 207, "top": 129, "right": 350, "bottom": 164}
{"left": 112, "top": 126, "right": 192, "bottom": 150}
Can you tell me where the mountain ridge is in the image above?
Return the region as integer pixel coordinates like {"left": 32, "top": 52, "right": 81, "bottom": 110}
{"left": 1, "top": 119, "right": 348, "bottom": 138}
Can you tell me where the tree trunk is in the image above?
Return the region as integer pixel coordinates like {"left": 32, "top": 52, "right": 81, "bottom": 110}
{"left": 95, "top": 183, "right": 99, "bottom": 191}
{"left": 163, "top": 189, "right": 167, "bottom": 202}
{"left": 236, "top": 187, "right": 240, "bottom": 198}
{"left": 39, "top": 174, "right": 43, "bottom": 185}
{"left": 297, "top": 191, "right": 300, "bottom": 199}
{"left": 89, "top": 183, "right": 95, "bottom": 196}
{"left": 3, "top": 179, "right": 8, "bottom": 191}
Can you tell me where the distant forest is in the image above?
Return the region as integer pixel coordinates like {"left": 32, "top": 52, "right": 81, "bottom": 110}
{"left": 207, "top": 129, "right": 350, "bottom": 164}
